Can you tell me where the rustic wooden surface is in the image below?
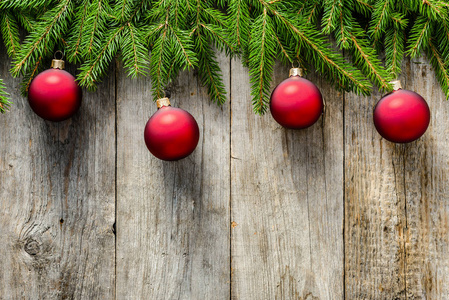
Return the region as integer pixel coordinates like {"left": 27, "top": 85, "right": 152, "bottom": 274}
{"left": 1, "top": 44, "right": 449, "bottom": 299}
{"left": 116, "top": 53, "right": 231, "bottom": 299}
{"left": 403, "top": 59, "right": 449, "bottom": 299}
{"left": 230, "top": 60, "right": 344, "bottom": 300}
{"left": 345, "top": 78, "right": 408, "bottom": 298}
{"left": 0, "top": 44, "right": 115, "bottom": 299}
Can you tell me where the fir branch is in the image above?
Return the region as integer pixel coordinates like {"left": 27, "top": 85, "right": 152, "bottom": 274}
{"left": 190, "top": 0, "right": 228, "bottom": 103}
{"left": 165, "top": 0, "right": 189, "bottom": 28}
{"left": 199, "top": 23, "right": 233, "bottom": 53}
{"left": 407, "top": 16, "right": 432, "bottom": 58}
{"left": 120, "top": 0, "right": 132, "bottom": 21}
{"left": 385, "top": 27, "right": 404, "bottom": 77}
{"left": 369, "top": 0, "right": 392, "bottom": 40}
{"left": 426, "top": 38, "right": 449, "bottom": 98}
{"left": 0, "top": 0, "right": 52, "bottom": 10}
{"left": 335, "top": 7, "right": 350, "bottom": 48}
{"left": 390, "top": 12, "right": 408, "bottom": 29}
{"left": 66, "top": 0, "right": 90, "bottom": 63}
{"left": 352, "top": 0, "right": 373, "bottom": 17}
{"left": 248, "top": 7, "right": 277, "bottom": 114}
{"left": 21, "top": 55, "right": 44, "bottom": 96}
{"left": 147, "top": 1, "right": 200, "bottom": 99}
{"left": 419, "top": 0, "right": 447, "bottom": 20}
{"left": 149, "top": 12, "right": 170, "bottom": 98}
{"left": 5, "top": 0, "right": 449, "bottom": 116}
{"left": 121, "top": 22, "right": 150, "bottom": 77}
{"left": 203, "top": 7, "right": 227, "bottom": 28}
{"left": 1, "top": 11, "right": 20, "bottom": 56}
{"left": 126, "top": 0, "right": 149, "bottom": 22}
{"left": 297, "top": 0, "right": 310, "bottom": 15}
{"left": 437, "top": 17, "right": 449, "bottom": 55}
{"left": 84, "top": 0, "right": 110, "bottom": 59}
{"left": 227, "top": 0, "right": 250, "bottom": 58}
{"left": 0, "top": 79, "right": 11, "bottom": 113}
{"left": 168, "top": 25, "right": 198, "bottom": 69}
{"left": 77, "top": 25, "right": 124, "bottom": 89}
{"left": 322, "top": 0, "right": 341, "bottom": 34}
{"left": 334, "top": 5, "right": 392, "bottom": 90}
{"left": 298, "top": 34, "right": 371, "bottom": 95}
{"left": 306, "top": 2, "right": 320, "bottom": 24}
{"left": 348, "top": 30, "right": 392, "bottom": 90}
{"left": 399, "top": 0, "right": 418, "bottom": 12}
{"left": 16, "top": 10, "right": 36, "bottom": 32}
{"left": 11, "top": 0, "right": 73, "bottom": 77}
{"left": 195, "top": 33, "right": 227, "bottom": 104}
{"left": 265, "top": 4, "right": 371, "bottom": 94}
{"left": 274, "top": 33, "right": 292, "bottom": 64}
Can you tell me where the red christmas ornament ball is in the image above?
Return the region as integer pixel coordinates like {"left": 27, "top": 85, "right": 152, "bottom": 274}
{"left": 28, "top": 68, "right": 82, "bottom": 122}
{"left": 270, "top": 72, "right": 323, "bottom": 129}
{"left": 373, "top": 89, "right": 430, "bottom": 143}
{"left": 144, "top": 102, "right": 200, "bottom": 161}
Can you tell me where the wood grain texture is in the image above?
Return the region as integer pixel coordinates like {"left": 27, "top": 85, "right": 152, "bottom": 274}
{"left": 3, "top": 45, "right": 449, "bottom": 300}
{"left": 230, "top": 60, "right": 344, "bottom": 300}
{"left": 344, "top": 81, "right": 408, "bottom": 298}
{"left": 401, "top": 59, "right": 449, "bottom": 299}
{"left": 116, "top": 53, "right": 231, "bottom": 299}
{"left": 344, "top": 58, "right": 449, "bottom": 299}
{"left": 0, "top": 49, "right": 116, "bottom": 299}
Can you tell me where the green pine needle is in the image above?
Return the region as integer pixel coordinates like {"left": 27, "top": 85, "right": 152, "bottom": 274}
{"left": 77, "top": 25, "right": 124, "bottom": 90}
{"left": 370, "top": 0, "right": 392, "bottom": 40}
{"left": 426, "top": 38, "right": 449, "bottom": 99}
{"left": 248, "top": 8, "right": 277, "bottom": 114}
{"left": 121, "top": 22, "right": 150, "bottom": 78}
{"left": 408, "top": 16, "right": 432, "bottom": 58}
{"left": 11, "top": 0, "right": 73, "bottom": 78}
{"left": 385, "top": 27, "right": 405, "bottom": 77}
{"left": 0, "top": 79, "right": 11, "bottom": 113}
{"left": 1, "top": 11, "right": 21, "bottom": 57}
{"left": 4, "top": 0, "right": 449, "bottom": 116}
{"left": 228, "top": 0, "right": 250, "bottom": 62}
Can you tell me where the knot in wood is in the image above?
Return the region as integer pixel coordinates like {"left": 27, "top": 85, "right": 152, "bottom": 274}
{"left": 24, "top": 240, "right": 40, "bottom": 256}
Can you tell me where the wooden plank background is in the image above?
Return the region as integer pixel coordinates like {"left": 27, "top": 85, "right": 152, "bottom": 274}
{"left": 1, "top": 46, "right": 449, "bottom": 299}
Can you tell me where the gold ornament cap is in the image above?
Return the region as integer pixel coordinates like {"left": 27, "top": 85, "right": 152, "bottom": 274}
{"left": 390, "top": 80, "right": 402, "bottom": 90}
{"left": 157, "top": 97, "right": 171, "bottom": 108}
{"left": 51, "top": 50, "right": 65, "bottom": 69}
{"left": 51, "top": 59, "right": 65, "bottom": 70}
{"left": 289, "top": 67, "right": 303, "bottom": 77}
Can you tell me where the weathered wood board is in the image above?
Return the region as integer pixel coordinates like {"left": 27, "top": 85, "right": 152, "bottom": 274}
{"left": 345, "top": 85, "right": 408, "bottom": 299}
{"left": 345, "top": 58, "right": 449, "bottom": 299}
{"left": 402, "top": 59, "right": 449, "bottom": 299}
{"left": 230, "top": 60, "right": 344, "bottom": 299}
{"left": 0, "top": 46, "right": 116, "bottom": 299}
{"left": 115, "top": 53, "right": 231, "bottom": 299}
{"left": 1, "top": 47, "right": 449, "bottom": 299}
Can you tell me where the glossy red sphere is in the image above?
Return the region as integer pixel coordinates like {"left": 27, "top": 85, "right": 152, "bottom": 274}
{"left": 28, "top": 69, "right": 82, "bottom": 122}
{"left": 373, "top": 89, "right": 430, "bottom": 143}
{"left": 144, "top": 106, "right": 200, "bottom": 161}
{"left": 270, "top": 76, "right": 323, "bottom": 129}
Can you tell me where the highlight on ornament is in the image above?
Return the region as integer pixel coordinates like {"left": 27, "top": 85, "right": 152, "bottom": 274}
{"left": 144, "top": 97, "right": 200, "bottom": 161}
{"left": 28, "top": 51, "right": 82, "bottom": 122}
{"left": 373, "top": 80, "right": 430, "bottom": 143}
{"left": 270, "top": 66, "right": 324, "bottom": 129}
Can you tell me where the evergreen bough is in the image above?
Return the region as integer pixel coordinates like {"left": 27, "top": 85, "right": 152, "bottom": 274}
{"left": 0, "top": 0, "right": 448, "bottom": 114}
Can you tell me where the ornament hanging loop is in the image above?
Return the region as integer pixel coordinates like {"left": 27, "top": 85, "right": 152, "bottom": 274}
{"left": 51, "top": 50, "right": 65, "bottom": 70}
{"left": 54, "top": 50, "right": 64, "bottom": 60}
